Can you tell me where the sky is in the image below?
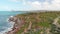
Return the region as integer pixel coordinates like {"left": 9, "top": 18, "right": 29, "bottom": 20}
{"left": 0, "top": 0, "right": 60, "bottom": 11}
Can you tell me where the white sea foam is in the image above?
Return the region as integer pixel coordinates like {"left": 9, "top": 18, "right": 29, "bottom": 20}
{"left": 0, "top": 22, "right": 15, "bottom": 34}
{"left": 7, "top": 16, "right": 13, "bottom": 22}
{"left": 0, "top": 16, "right": 15, "bottom": 34}
{"left": 10, "top": 16, "right": 13, "bottom": 17}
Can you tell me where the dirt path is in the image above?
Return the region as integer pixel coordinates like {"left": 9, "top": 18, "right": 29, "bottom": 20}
{"left": 21, "top": 21, "right": 32, "bottom": 34}
{"left": 53, "top": 16, "right": 60, "bottom": 27}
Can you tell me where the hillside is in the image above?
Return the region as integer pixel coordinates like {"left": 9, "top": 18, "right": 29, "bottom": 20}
{"left": 16, "top": 11, "right": 60, "bottom": 34}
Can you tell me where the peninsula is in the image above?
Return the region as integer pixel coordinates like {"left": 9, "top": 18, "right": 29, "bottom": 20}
{"left": 7, "top": 11, "right": 60, "bottom": 34}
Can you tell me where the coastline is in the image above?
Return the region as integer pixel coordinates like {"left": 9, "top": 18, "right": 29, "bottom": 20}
{"left": 5, "top": 11, "right": 60, "bottom": 34}
{"left": 6, "top": 16, "right": 25, "bottom": 34}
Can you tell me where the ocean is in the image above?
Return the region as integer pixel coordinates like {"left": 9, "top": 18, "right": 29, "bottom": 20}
{"left": 0, "top": 11, "right": 26, "bottom": 34}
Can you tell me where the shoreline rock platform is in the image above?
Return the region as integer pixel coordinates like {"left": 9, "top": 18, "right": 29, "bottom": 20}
{"left": 6, "top": 16, "right": 25, "bottom": 34}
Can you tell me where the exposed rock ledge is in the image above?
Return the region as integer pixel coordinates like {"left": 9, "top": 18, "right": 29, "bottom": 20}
{"left": 6, "top": 16, "right": 25, "bottom": 34}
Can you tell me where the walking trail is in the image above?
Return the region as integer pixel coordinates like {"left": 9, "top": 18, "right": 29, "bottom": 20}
{"left": 53, "top": 16, "right": 60, "bottom": 27}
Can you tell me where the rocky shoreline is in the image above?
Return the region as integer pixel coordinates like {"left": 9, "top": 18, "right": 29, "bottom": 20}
{"left": 6, "top": 16, "right": 25, "bottom": 34}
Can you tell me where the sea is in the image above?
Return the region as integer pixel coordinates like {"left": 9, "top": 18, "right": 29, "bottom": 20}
{"left": 0, "top": 11, "right": 26, "bottom": 34}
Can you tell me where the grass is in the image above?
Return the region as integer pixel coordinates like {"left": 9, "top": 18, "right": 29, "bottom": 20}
{"left": 16, "top": 11, "right": 60, "bottom": 34}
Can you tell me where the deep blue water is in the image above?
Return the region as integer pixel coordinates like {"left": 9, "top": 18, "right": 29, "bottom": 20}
{"left": 0, "top": 11, "right": 26, "bottom": 34}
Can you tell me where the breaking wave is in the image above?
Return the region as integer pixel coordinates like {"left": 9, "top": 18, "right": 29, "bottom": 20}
{"left": 0, "top": 16, "right": 15, "bottom": 34}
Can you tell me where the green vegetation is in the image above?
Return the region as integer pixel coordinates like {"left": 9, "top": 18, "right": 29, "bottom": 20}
{"left": 58, "top": 18, "right": 60, "bottom": 24}
{"left": 16, "top": 11, "right": 60, "bottom": 34}
{"left": 50, "top": 24, "right": 60, "bottom": 34}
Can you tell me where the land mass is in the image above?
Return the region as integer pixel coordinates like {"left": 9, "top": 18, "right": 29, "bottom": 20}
{"left": 7, "top": 11, "right": 60, "bottom": 34}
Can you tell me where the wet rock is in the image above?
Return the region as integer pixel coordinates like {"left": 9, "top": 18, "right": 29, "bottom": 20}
{"left": 8, "top": 16, "right": 17, "bottom": 22}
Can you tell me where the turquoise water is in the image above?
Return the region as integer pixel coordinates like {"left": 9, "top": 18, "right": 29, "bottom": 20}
{"left": 0, "top": 11, "right": 26, "bottom": 34}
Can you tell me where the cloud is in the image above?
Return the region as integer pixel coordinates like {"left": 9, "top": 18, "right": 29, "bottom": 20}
{"left": 8, "top": 0, "right": 20, "bottom": 2}
{"left": 30, "top": 1, "right": 41, "bottom": 9}
{"left": 24, "top": 0, "right": 60, "bottom": 10}
{"left": 7, "top": 0, "right": 60, "bottom": 11}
